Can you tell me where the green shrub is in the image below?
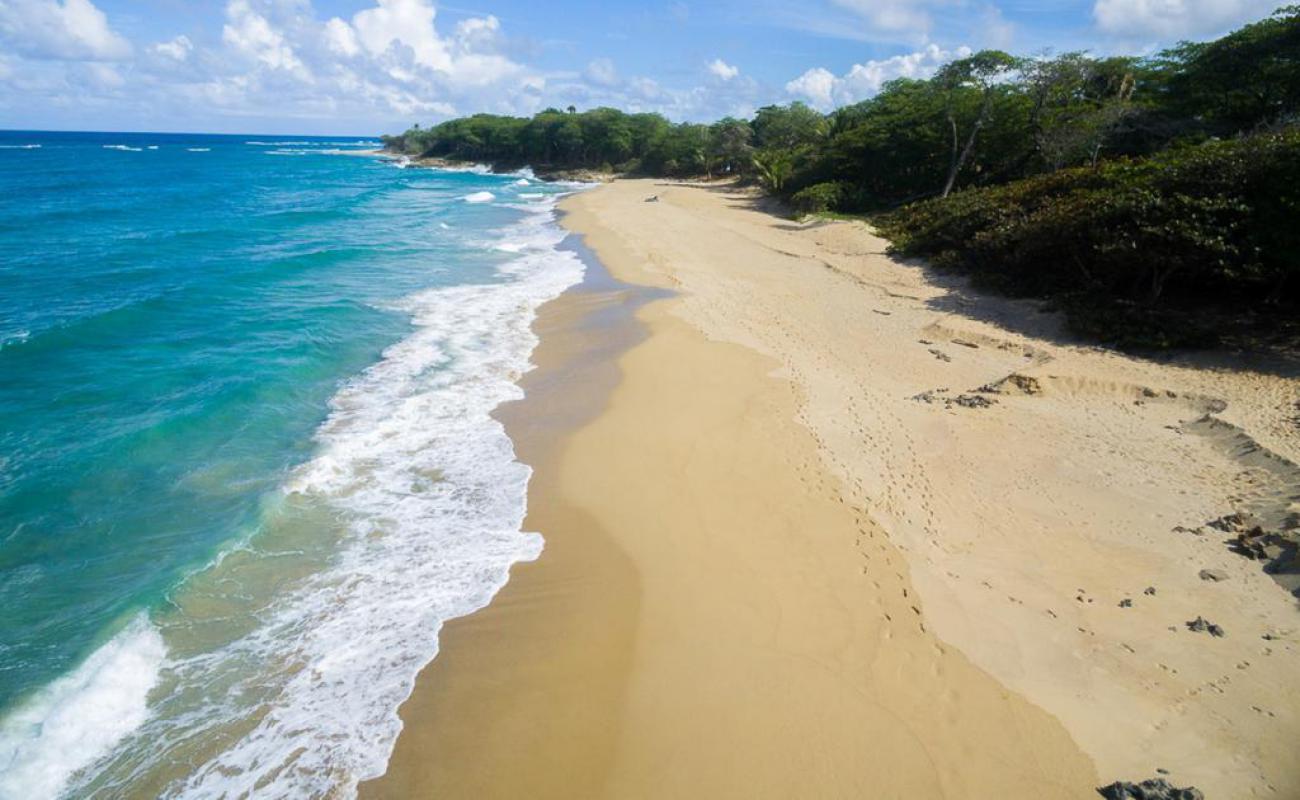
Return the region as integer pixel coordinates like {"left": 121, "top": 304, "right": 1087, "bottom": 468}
{"left": 791, "top": 182, "right": 846, "bottom": 214}
{"left": 877, "top": 130, "right": 1300, "bottom": 347}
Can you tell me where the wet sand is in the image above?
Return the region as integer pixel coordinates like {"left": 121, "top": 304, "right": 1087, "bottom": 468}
{"left": 361, "top": 191, "right": 1109, "bottom": 798}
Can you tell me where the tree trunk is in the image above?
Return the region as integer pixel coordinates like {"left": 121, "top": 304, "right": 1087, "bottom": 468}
{"left": 944, "top": 113, "right": 959, "bottom": 197}
{"left": 943, "top": 114, "right": 984, "bottom": 198}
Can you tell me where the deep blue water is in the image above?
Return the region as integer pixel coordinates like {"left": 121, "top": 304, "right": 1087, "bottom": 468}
{"left": 0, "top": 130, "right": 583, "bottom": 798}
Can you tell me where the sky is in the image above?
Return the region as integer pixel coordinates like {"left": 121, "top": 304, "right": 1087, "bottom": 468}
{"left": 0, "top": 0, "right": 1286, "bottom": 135}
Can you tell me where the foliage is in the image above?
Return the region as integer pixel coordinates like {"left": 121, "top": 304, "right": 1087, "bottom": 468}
{"left": 877, "top": 130, "right": 1300, "bottom": 346}
{"left": 381, "top": 8, "right": 1300, "bottom": 347}
{"left": 791, "top": 182, "right": 845, "bottom": 214}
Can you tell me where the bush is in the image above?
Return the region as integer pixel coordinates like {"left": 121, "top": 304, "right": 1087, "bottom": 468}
{"left": 877, "top": 129, "right": 1300, "bottom": 347}
{"left": 791, "top": 182, "right": 846, "bottom": 214}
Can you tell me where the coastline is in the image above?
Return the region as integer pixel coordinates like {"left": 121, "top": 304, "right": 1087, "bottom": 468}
{"left": 363, "top": 182, "right": 1125, "bottom": 797}
{"left": 369, "top": 177, "right": 1299, "bottom": 798}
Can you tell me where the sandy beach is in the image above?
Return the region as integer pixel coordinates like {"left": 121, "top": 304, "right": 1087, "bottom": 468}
{"left": 365, "top": 179, "right": 1300, "bottom": 799}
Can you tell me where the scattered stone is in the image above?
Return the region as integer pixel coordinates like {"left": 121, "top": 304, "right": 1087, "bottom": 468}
{"left": 1186, "top": 616, "right": 1226, "bottom": 637}
{"left": 977, "top": 373, "right": 1043, "bottom": 396}
{"left": 1156, "top": 768, "right": 1169, "bottom": 776}
{"left": 911, "top": 389, "right": 996, "bottom": 410}
{"left": 951, "top": 338, "right": 980, "bottom": 349}
{"left": 1144, "top": 586, "right": 1157, "bottom": 596}
{"left": 918, "top": 339, "right": 933, "bottom": 345}
{"left": 1119, "top": 598, "right": 1133, "bottom": 608}
{"left": 1198, "top": 568, "right": 1229, "bottom": 582}
{"left": 928, "top": 348, "right": 952, "bottom": 362}
{"left": 1208, "top": 512, "right": 1252, "bottom": 533}
{"left": 911, "top": 388, "right": 949, "bottom": 404}
{"left": 873, "top": 309, "right": 892, "bottom": 316}
{"left": 1097, "top": 778, "right": 1204, "bottom": 800}
{"left": 1207, "top": 512, "right": 1300, "bottom": 598}
{"left": 1172, "top": 525, "right": 1206, "bottom": 537}
{"left": 1141, "top": 387, "right": 1159, "bottom": 398}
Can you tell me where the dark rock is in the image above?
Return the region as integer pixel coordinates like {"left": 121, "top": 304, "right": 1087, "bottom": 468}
{"left": 911, "top": 389, "right": 996, "bottom": 410}
{"left": 1119, "top": 598, "right": 1133, "bottom": 608}
{"left": 1144, "top": 586, "right": 1157, "bottom": 596}
{"left": 1198, "top": 569, "right": 1229, "bottom": 582}
{"left": 951, "top": 338, "right": 980, "bottom": 348}
{"left": 953, "top": 393, "right": 995, "bottom": 409}
{"left": 1097, "top": 778, "right": 1204, "bottom": 800}
{"left": 1208, "top": 512, "right": 1250, "bottom": 533}
{"left": 1186, "top": 616, "right": 1226, "bottom": 637}
{"left": 977, "top": 373, "right": 1043, "bottom": 396}
{"left": 928, "top": 348, "right": 952, "bottom": 362}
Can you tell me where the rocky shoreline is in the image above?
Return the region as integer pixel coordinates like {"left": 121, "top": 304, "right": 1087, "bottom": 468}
{"left": 376, "top": 149, "right": 617, "bottom": 183}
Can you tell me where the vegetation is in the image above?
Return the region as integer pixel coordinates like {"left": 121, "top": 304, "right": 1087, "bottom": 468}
{"left": 384, "top": 6, "right": 1300, "bottom": 348}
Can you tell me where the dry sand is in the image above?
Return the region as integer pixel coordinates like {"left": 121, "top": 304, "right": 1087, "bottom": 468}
{"left": 366, "top": 179, "right": 1300, "bottom": 799}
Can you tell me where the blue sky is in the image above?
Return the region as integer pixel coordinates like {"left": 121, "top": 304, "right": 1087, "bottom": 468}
{"left": 0, "top": 0, "right": 1284, "bottom": 134}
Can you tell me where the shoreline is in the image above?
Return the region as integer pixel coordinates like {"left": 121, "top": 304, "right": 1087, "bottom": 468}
{"left": 363, "top": 182, "right": 1119, "bottom": 797}
{"left": 369, "top": 177, "right": 1298, "bottom": 798}
{"left": 360, "top": 218, "right": 660, "bottom": 798}
{"left": 375, "top": 149, "right": 617, "bottom": 183}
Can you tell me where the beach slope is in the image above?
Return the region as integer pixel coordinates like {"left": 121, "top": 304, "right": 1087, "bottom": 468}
{"left": 366, "top": 178, "right": 1299, "bottom": 799}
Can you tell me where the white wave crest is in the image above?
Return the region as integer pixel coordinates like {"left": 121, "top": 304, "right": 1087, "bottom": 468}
{"left": 462, "top": 191, "right": 495, "bottom": 204}
{"left": 57, "top": 188, "right": 589, "bottom": 799}
{"left": 102, "top": 145, "right": 142, "bottom": 152}
{"left": 0, "top": 144, "right": 40, "bottom": 150}
{"left": 0, "top": 616, "right": 166, "bottom": 800}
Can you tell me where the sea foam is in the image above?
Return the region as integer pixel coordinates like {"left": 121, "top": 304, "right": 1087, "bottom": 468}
{"left": 463, "top": 191, "right": 496, "bottom": 203}
{"left": 0, "top": 616, "right": 165, "bottom": 800}
{"left": 48, "top": 191, "right": 589, "bottom": 799}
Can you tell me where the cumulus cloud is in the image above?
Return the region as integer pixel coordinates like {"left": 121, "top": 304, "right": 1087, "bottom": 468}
{"left": 785, "top": 43, "right": 970, "bottom": 110}
{"left": 0, "top": 0, "right": 131, "bottom": 61}
{"left": 151, "top": 35, "right": 193, "bottom": 62}
{"left": 0, "top": 0, "right": 554, "bottom": 134}
{"left": 707, "top": 58, "right": 739, "bottom": 80}
{"left": 223, "top": 0, "right": 310, "bottom": 79}
{"left": 1093, "top": 0, "right": 1278, "bottom": 38}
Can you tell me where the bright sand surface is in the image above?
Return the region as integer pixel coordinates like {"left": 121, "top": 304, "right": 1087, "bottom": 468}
{"left": 363, "top": 179, "right": 1300, "bottom": 799}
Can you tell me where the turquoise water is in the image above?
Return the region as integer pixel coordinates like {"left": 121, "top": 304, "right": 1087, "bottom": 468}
{"left": 0, "top": 131, "right": 585, "bottom": 797}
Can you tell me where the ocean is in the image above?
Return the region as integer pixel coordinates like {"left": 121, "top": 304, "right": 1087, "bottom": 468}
{"left": 0, "top": 130, "right": 586, "bottom": 797}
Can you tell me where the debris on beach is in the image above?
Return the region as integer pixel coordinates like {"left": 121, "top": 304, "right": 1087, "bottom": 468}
{"left": 977, "top": 373, "right": 1043, "bottom": 396}
{"left": 1186, "top": 616, "right": 1226, "bottom": 637}
{"left": 1097, "top": 777, "right": 1204, "bottom": 800}
{"left": 911, "top": 388, "right": 997, "bottom": 410}
{"left": 1209, "top": 511, "right": 1300, "bottom": 596}
{"left": 1198, "top": 568, "right": 1228, "bottom": 582}
{"left": 915, "top": 390, "right": 993, "bottom": 411}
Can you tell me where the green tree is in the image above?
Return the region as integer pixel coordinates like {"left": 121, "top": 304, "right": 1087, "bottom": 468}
{"left": 936, "top": 50, "right": 1021, "bottom": 197}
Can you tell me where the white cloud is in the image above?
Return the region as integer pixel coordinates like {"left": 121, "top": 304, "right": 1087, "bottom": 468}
{"left": 152, "top": 35, "right": 193, "bottom": 62}
{"left": 223, "top": 0, "right": 310, "bottom": 79}
{"left": 831, "top": 0, "right": 931, "bottom": 34}
{"left": 0, "top": 0, "right": 131, "bottom": 61}
{"left": 785, "top": 67, "right": 836, "bottom": 108}
{"left": 1093, "top": 0, "right": 1277, "bottom": 38}
{"left": 707, "top": 58, "right": 739, "bottom": 80}
{"left": 785, "top": 44, "right": 970, "bottom": 110}
{"left": 323, "top": 17, "right": 360, "bottom": 57}
{"left": 585, "top": 57, "right": 618, "bottom": 86}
